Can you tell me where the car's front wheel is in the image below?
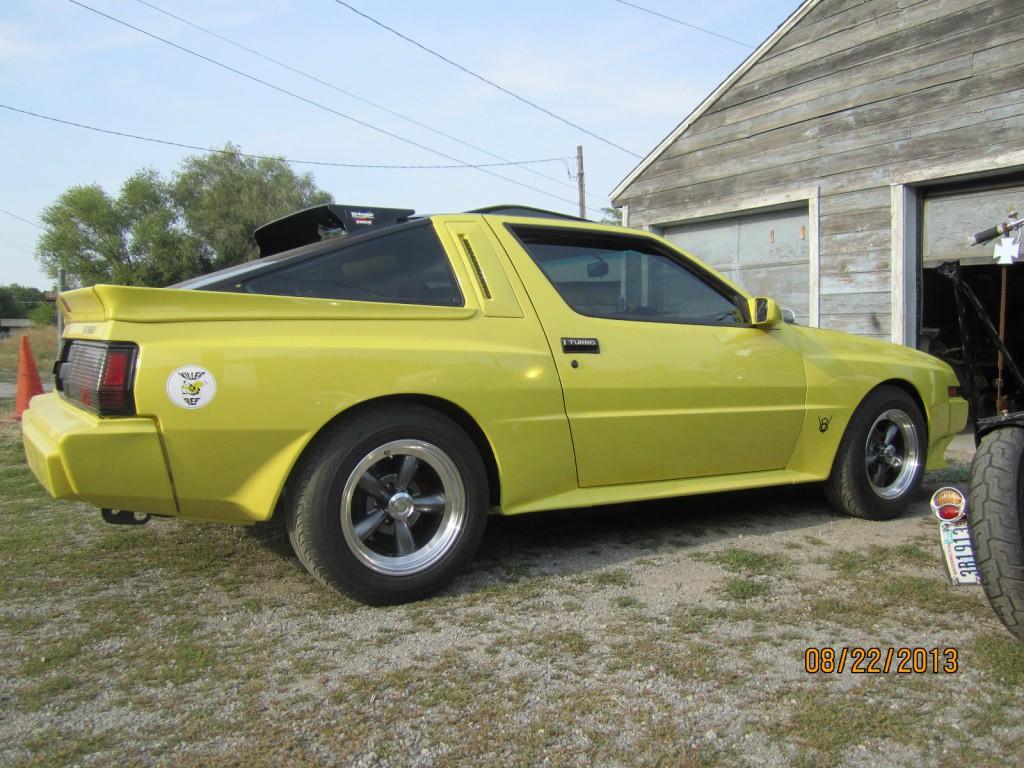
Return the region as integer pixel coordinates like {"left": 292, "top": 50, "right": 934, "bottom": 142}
{"left": 286, "top": 405, "right": 489, "bottom": 604}
{"left": 825, "top": 385, "right": 926, "bottom": 520}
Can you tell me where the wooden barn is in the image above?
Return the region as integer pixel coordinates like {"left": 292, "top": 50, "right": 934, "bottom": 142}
{"left": 612, "top": 0, "right": 1024, "bottom": 413}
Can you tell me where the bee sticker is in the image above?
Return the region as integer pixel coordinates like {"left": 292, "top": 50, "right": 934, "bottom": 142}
{"left": 167, "top": 365, "right": 217, "bottom": 409}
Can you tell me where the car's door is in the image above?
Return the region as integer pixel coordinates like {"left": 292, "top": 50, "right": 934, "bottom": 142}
{"left": 492, "top": 222, "right": 808, "bottom": 488}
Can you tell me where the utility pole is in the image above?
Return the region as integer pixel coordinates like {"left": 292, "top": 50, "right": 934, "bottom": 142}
{"left": 56, "top": 267, "right": 66, "bottom": 347}
{"left": 576, "top": 145, "right": 585, "bottom": 219}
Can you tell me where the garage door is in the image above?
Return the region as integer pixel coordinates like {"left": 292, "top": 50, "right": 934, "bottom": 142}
{"left": 663, "top": 206, "right": 810, "bottom": 325}
{"left": 922, "top": 179, "right": 1024, "bottom": 266}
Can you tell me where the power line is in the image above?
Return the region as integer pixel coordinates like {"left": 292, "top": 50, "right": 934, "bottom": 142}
{"left": 0, "top": 208, "right": 44, "bottom": 230}
{"left": 0, "top": 103, "right": 573, "bottom": 170}
{"left": 612, "top": 0, "right": 755, "bottom": 49}
{"left": 66, "top": 0, "right": 604, "bottom": 215}
{"left": 331, "top": 1, "right": 643, "bottom": 159}
{"left": 0, "top": 237, "right": 35, "bottom": 254}
{"left": 134, "top": 0, "right": 579, "bottom": 192}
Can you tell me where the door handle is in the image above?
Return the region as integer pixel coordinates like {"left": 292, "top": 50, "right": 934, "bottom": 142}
{"left": 561, "top": 337, "right": 600, "bottom": 354}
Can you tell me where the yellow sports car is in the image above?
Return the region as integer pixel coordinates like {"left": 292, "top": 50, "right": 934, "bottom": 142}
{"left": 22, "top": 204, "right": 968, "bottom": 604}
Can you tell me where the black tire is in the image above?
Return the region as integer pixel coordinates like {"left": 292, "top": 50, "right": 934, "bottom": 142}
{"left": 968, "top": 427, "right": 1024, "bottom": 641}
{"left": 286, "top": 405, "right": 488, "bottom": 605}
{"left": 825, "top": 385, "right": 927, "bottom": 520}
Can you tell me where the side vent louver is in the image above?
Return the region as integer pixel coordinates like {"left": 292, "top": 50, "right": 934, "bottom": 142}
{"left": 460, "top": 235, "right": 491, "bottom": 299}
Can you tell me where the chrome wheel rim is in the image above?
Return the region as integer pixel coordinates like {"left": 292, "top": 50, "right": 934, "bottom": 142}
{"left": 341, "top": 440, "right": 465, "bottom": 576}
{"left": 864, "top": 409, "right": 920, "bottom": 500}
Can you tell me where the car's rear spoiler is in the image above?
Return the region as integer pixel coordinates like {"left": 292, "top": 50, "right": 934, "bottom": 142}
{"left": 253, "top": 204, "right": 416, "bottom": 257}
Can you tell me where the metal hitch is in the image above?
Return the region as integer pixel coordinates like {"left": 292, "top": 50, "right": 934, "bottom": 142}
{"left": 101, "top": 508, "right": 152, "bottom": 526}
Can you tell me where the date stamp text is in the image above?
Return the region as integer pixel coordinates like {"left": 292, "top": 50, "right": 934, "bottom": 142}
{"left": 804, "top": 646, "right": 958, "bottom": 674}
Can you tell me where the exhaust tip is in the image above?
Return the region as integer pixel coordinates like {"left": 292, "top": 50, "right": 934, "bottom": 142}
{"left": 101, "top": 508, "right": 152, "bottom": 526}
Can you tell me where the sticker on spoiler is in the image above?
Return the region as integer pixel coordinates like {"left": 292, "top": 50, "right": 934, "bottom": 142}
{"left": 167, "top": 365, "right": 217, "bottom": 409}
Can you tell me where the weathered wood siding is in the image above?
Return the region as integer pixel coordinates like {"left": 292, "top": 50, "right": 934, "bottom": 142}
{"left": 615, "top": 0, "right": 1024, "bottom": 339}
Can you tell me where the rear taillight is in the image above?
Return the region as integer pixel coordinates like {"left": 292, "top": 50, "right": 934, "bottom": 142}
{"left": 55, "top": 341, "right": 138, "bottom": 416}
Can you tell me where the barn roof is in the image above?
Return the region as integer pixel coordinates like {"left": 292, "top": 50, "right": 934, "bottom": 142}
{"left": 610, "top": 0, "right": 821, "bottom": 203}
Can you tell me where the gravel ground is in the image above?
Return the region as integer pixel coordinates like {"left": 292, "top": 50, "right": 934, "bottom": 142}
{"left": 1, "top": 414, "right": 1022, "bottom": 767}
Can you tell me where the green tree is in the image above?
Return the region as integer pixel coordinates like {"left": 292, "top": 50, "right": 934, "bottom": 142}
{"left": 172, "top": 147, "right": 331, "bottom": 270}
{"left": 37, "top": 145, "right": 332, "bottom": 287}
{"left": 28, "top": 301, "right": 57, "bottom": 326}
{"left": 37, "top": 170, "right": 200, "bottom": 287}
{"left": 0, "top": 284, "right": 46, "bottom": 318}
{"left": 599, "top": 207, "right": 623, "bottom": 226}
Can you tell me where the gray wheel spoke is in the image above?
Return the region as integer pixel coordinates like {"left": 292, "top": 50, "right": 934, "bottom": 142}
{"left": 873, "top": 462, "right": 888, "bottom": 486}
{"left": 341, "top": 438, "right": 467, "bottom": 577}
{"left": 394, "top": 519, "right": 416, "bottom": 555}
{"left": 861, "top": 408, "right": 921, "bottom": 500}
{"left": 358, "top": 471, "right": 390, "bottom": 502}
{"left": 353, "top": 508, "right": 387, "bottom": 540}
{"left": 413, "top": 494, "right": 446, "bottom": 514}
{"left": 395, "top": 455, "right": 419, "bottom": 492}
{"left": 884, "top": 424, "right": 899, "bottom": 446}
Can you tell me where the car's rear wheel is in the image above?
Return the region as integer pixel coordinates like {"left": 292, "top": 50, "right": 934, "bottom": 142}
{"left": 286, "top": 405, "right": 488, "bottom": 604}
{"left": 825, "top": 385, "right": 926, "bottom": 520}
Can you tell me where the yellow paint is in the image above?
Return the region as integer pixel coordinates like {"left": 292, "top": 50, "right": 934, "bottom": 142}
{"left": 23, "top": 214, "right": 966, "bottom": 523}
{"left": 22, "top": 393, "right": 177, "bottom": 516}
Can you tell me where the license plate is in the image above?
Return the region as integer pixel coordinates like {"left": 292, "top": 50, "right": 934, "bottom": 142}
{"left": 938, "top": 521, "right": 980, "bottom": 585}
{"left": 931, "top": 486, "right": 980, "bottom": 586}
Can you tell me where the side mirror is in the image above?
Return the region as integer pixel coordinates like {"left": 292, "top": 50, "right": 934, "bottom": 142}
{"left": 587, "top": 260, "right": 609, "bottom": 278}
{"left": 781, "top": 307, "right": 797, "bottom": 325}
{"left": 748, "top": 297, "right": 783, "bottom": 328}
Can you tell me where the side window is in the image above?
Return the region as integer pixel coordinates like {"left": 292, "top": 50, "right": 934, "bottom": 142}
{"left": 512, "top": 227, "right": 745, "bottom": 325}
{"left": 241, "top": 224, "right": 463, "bottom": 306}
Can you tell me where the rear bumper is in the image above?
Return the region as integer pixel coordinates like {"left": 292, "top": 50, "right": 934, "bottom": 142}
{"left": 21, "top": 393, "right": 178, "bottom": 516}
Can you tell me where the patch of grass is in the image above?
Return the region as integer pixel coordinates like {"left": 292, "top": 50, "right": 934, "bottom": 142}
{"left": 672, "top": 606, "right": 727, "bottom": 635}
{"left": 804, "top": 569, "right": 989, "bottom": 631}
{"left": 777, "top": 685, "right": 919, "bottom": 766}
{"left": 970, "top": 634, "right": 1024, "bottom": 685}
{"left": 457, "top": 572, "right": 556, "bottom": 607}
{"left": 613, "top": 595, "right": 642, "bottom": 609}
{"left": 877, "top": 574, "right": 985, "bottom": 616}
{"left": 825, "top": 544, "right": 943, "bottom": 580}
{"left": 521, "top": 629, "right": 592, "bottom": 658}
{"left": 607, "top": 632, "right": 718, "bottom": 682}
{"left": 890, "top": 542, "right": 935, "bottom": 567}
{"left": 708, "top": 547, "right": 789, "bottom": 577}
{"left": 925, "top": 462, "right": 970, "bottom": 485}
{"left": 591, "top": 568, "right": 634, "bottom": 588}
{"left": 18, "top": 727, "right": 118, "bottom": 768}
{"left": 721, "top": 577, "right": 770, "bottom": 601}
{"left": 0, "top": 325, "right": 56, "bottom": 383}
{"left": 21, "top": 637, "right": 86, "bottom": 676}
{"left": 17, "top": 673, "right": 80, "bottom": 711}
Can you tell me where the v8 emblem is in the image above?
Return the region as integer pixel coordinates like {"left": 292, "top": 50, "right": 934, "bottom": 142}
{"left": 818, "top": 415, "right": 833, "bottom": 434}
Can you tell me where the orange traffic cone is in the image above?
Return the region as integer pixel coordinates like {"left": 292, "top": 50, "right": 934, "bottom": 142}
{"left": 13, "top": 335, "right": 44, "bottom": 421}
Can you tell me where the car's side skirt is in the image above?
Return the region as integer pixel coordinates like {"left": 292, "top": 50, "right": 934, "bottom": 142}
{"left": 500, "top": 468, "right": 823, "bottom": 516}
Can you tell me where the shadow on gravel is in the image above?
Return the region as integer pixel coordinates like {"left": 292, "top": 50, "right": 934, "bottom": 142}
{"left": 234, "top": 479, "right": 942, "bottom": 598}
{"left": 455, "top": 484, "right": 840, "bottom": 588}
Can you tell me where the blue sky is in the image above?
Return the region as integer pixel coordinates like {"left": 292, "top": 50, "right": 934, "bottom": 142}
{"left": 1, "top": 0, "right": 801, "bottom": 289}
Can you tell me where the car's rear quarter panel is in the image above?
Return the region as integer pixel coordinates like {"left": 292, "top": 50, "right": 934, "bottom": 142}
{"left": 116, "top": 312, "right": 576, "bottom": 523}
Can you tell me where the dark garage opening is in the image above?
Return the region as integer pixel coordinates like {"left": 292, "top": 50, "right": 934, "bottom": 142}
{"left": 919, "top": 174, "right": 1024, "bottom": 418}
{"left": 921, "top": 264, "right": 1024, "bottom": 417}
